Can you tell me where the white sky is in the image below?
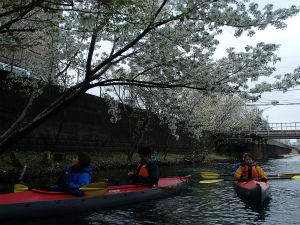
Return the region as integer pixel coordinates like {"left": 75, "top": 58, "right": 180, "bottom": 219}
{"left": 214, "top": 0, "right": 300, "bottom": 126}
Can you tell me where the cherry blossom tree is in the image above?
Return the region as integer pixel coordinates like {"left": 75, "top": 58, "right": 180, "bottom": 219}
{"left": 177, "top": 90, "right": 265, "bottom": 161}
{"left": 1, "top": 0, "right": 299, "bottom": 154}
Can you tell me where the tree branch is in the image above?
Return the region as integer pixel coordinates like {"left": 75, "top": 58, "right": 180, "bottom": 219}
{"left": 86, "top": 34, "right": 97, "bottom": 74}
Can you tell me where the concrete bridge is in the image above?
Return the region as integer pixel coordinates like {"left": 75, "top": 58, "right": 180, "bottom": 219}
{"left": 217, "top": 122, "right": 299, "bottom": 159}
{"left": 244, "top": 122, "right": 300, "bottom": 159}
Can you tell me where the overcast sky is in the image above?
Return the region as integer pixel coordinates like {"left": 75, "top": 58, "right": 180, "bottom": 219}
{"left": 214, "top": 0, "right": 300, "bottom": 126}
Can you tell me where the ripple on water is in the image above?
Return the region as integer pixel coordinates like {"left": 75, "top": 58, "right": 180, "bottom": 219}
{"left": 1, "top": 156, "right": 299, "bottom": 225}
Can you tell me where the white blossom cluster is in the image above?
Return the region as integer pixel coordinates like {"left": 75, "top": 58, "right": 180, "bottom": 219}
{"left": 0, "top": 0, "right": 299, "bottom": 150}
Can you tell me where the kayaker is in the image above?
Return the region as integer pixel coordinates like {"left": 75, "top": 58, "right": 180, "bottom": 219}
{"left": 128, "top": 147, "right": 160, "bottom": 186}
{"left": 49, "top": 151, "right": 92, "bottom": 196}
{"left": 234, "top": 153, "right": 268, "bottom": 181}
{"left": 232, "top": 152, "right": 249, "bottom": 175}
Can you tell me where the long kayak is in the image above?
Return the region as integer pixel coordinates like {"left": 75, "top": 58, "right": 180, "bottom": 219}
{"left": 0, "top": 176, "right": 190, "bottom": 220}
{"left": 233, "top": 180, "right": 271, "bottom": 204}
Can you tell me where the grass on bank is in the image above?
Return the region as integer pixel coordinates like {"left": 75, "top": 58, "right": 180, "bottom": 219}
{"left": 0, "top": 150, "right": 184, "bottom": 170}
{"left": 204, "top": 153, "right": 232, "bottom": 161}
{"left": 0, "top": 149, "right": 231, "bottom": 171}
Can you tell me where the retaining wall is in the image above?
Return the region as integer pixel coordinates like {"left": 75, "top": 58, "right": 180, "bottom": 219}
{"left": 0, "top": 77, "right": 191, "bottom": 154}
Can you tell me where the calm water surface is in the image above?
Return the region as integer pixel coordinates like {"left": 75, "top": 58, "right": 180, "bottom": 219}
{"left": 1, "top": 155, "right": 299, "bottom": 225}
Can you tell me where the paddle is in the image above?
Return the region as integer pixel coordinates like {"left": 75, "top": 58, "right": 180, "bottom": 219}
{"left": 94, "top": 177, "right": 109, "bottom": 183}
{"left": 14, "top": 182, "right": 107, "bottom": 196}
{"left": 153, "top": 185, "right": 178, "bottom": 193}
{"left": 199, "top": 175, "right": 300, "bottom": 184}
{"left": 201, "top": 172, "right": 300, "bottom": 179}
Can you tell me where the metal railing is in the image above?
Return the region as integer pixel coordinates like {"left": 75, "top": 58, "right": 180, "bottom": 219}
{"left": 247, "top": 122, "right": 299, "bottom": 139}
{"left": 218, "top": 122, "right": 300, "bottom": 139}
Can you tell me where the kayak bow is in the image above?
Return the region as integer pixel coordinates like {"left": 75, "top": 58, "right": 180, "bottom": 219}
{"left": 233, "top": 179, "right": 271, "bottom": 204}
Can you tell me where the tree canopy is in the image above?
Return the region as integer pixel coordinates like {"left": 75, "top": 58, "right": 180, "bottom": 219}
{"left": 0, "top": 0, "right": 299, "bottom": 154}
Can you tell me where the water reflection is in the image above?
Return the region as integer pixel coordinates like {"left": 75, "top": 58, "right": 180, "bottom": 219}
{"left": 0, "top": 155, "right": 299, "bottom": 225}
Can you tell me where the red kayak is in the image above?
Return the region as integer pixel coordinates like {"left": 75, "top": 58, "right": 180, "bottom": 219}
{"left": 0, "top": 176, "right": 190, "bottom": 220}
{"left": 233, "top": 180, "right": 271, "bottom": 204}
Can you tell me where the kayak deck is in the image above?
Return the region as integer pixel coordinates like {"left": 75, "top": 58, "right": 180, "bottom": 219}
{"left": 233, "top": 180, "right": 271, "bottom": 204}
{"left": 0, "top": 176, "right": 189, "bottom": 204}
{"left": 0, "top": 176, "right": 191, "bottom": 220}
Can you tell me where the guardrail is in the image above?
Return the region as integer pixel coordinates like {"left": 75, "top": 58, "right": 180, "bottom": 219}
{"left": 217, "top": 122, "right": 300, "bottom": 139}
{"left": 247, "top": 122, "right": 299, "bottom": 139}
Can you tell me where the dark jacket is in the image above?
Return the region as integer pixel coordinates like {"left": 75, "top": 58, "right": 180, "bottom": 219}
{"left": 129, "top": 157, "right": 160, "bottom": 186}
{"left": 50, "top": 166, "right": 92, "bottom": 196}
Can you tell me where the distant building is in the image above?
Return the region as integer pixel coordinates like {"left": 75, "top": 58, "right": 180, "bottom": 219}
{"left": 0, "top": 5, "right": 57, "bottom": 82}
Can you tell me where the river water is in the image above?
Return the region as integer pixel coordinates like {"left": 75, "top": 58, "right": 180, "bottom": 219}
{"left": 1, "top": 155, "right": 299, "bottom": 225}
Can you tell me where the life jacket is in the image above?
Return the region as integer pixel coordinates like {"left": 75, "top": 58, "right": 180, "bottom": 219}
{"left": 134, "top": 163, "right": 148, "bottom": 177}
{"left": 242, "top": 164, "right": 259, "bottom": 179}
{"left": 58, "top": 166, "right": 91, "bottom": 189}
{"left": 134, "top": 157, "right": 160, "bottom": 179}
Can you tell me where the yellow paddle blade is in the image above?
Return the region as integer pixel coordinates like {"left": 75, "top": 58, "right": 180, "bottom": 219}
{"left": 201, "top": 172, "right": 220, "bottom": 179}
{"left": 98, "top": 178, "right": 109, "bottom": 183}
{"left": 79, "top": 187, "right": 106, "bottom": 191}
{"left": 278, "top": 173, "right": 300, "bottom": 178}
{"left": 291, "top": 175, "right": 300, "bottom": 181}
{"left": 79, "top": 182, "right": 107, "bottom": 196}
{"left": 83, "top": 182, "right": 107, "bottom": 189}
{"left": 80, "top": 187, "right": 107, "bottom": 196}
{"left": 199, "top": 179, "right": 224, "bottom": 184}
{"left": 153, "top": 185, "right": 178, "bottom": 192}
{"left": 14, "top": 184, "right": 29, "bottom": 193}
{"left": 93, "top": 176, "right": 109, "bottom": 183}
{"left": 201, "top": 174, "right": 220, "bottom": 179}
{"left": 201, "top": 172, "right": 219, "bottom": 176}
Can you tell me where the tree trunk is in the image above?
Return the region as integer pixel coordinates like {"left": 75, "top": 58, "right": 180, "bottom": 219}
{"left": 0, "top": 85, "right": 88, "bottom": 155}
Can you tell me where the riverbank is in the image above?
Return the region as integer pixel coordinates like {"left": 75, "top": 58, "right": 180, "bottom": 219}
{"left": 0, "top": 150, "right": 234, "bottom": 181}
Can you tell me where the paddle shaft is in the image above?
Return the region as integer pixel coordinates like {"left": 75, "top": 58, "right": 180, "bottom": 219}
{"left": 218, "top": 174, "right": 298, "bottom": 178}
{"left": 201, "top": 172, "right": 300, "bottom": 179}
{"left": 224, "top": 177, "right": 298, "bottom": 181}
{"left": 200, "top": 176, "right": 300, "bottom": 183}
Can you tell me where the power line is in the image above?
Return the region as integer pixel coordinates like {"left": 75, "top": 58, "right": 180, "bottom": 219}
{"left": 245, "top": 103, "right": 300, "bottom": 106}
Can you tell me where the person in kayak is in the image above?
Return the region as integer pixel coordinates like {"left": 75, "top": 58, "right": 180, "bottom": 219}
{"left": 234, "top": 153, "right": 268, "bottom": 181}
{"left": 232, "top": 152, "right": 249, "bottom": 175}
{"left": 128, "top": 147, "right": 160, "bottom": 186}
{"left": 50, "top": 151, "right": 92, "bottom": 196}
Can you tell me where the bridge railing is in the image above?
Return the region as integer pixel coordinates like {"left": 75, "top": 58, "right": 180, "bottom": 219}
{"left": 220, "top": 122, "right": 300, "bottom": 136}
{"left": 251, "top": 122, "right": 299, "bottom": 130}
{"left": 248, "top": 122, "right": 299, "bottom": 136}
